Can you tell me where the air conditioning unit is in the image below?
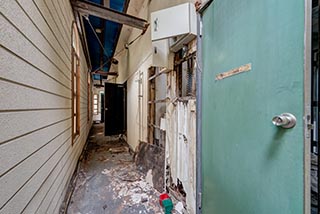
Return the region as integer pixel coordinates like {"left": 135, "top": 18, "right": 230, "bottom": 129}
{"left": 151, "top": 3, "right": 197, "bottom": 52}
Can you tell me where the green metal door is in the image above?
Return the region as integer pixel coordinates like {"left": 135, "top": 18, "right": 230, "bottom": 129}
{"left": 201, "top": 0, "right": 305, "bottom": 213}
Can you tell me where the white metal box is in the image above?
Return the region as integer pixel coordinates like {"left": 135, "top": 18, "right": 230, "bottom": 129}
{"left": 151, "top": 3, "right": 197, "bottom": 41}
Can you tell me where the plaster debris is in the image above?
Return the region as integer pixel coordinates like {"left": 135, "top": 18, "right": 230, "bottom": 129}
{"left": 106, "top": 164, "right": 162, "bottom": 213}
{"left": 141, "top": 196, "right": 148, "bottom": 203}
{"left": 66, "top": 124, "right": 162, "bottom": 214}
{"left": 145, "top": 169, "right": 154, "bottom": 186}
{"left": 131, "top": 193, "right": 148, "bottom": 203}
{"left": 101, "top": 169, "right": 110, "bottom": 174}
{"left": 109, "top": 146, "right": 129, "bottom": 153}
{"left": 174, "top": 201, "right": 184, "bottom": 214}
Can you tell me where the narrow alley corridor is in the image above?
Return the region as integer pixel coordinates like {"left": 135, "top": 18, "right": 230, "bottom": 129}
{"left": 65, "top": 124, "right": 162, "bottom": 214}
{"left": 1, "top": 0, "right": 319, "bottom": 213}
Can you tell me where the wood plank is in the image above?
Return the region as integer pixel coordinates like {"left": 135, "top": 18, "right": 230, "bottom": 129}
{"left": 44, "top": 0, "right": 70, "bottom": 45}
{"left": 1, "top": 0, "right": 70, "bottom": 73}
{"left": 0, "top": 109, "right": 70, "bottom": 144}
{"left": 0, "top": 47, "right": 71, "bottom": 97}
{"left": 148, "top": 67, "right": 156, "bottom": 143}
{"left": 0, "top": 129, "right": 71, "bottom": 209}
{"left": 0, "top": 80, "right": 71, "bottom": 111}
{"left": 16, "top": 0, "right": 71, "bottom": 67}
{"left": 148, "top": 123, "right": 161, "bottom": 130}
{"left": 33, "top": 0, "right": 70, "bottom": 54}
{"left": 71, "top": 0, "right": 149, "bottom": 31}
{"left": 35, "top": 127, "right": 86, "bottom": 214}
{"left": 0, "top": 137, "right": 72, "bottom": 213}
{"left": 51, "top": 0, "right": 71, "bottom": 35}
{"left": 0, "top": 15, "right": 71, "bottom": 87}
{"left": 148, "top": 67, "right": 171, "bottom": 81}
{"left": 0, "top": 120, "right": 71, "bottom": 176}
{"left": 148, "top": 98, "right": 169, "bottom": 104}
{"left": 0, "top": 1, "right": 91, "bottom": 213}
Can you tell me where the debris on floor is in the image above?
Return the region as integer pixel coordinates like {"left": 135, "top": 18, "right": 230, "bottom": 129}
{"left": 109, "top": 146, "right": 129, "bottom": 154}
{"left": 102, "top": 164, "right": 162, "bottom": 212}
{"left": 174, "top": 202, "right": 184, "bottom": 214}
{"left": 65, "top": 124, "right": 163, "bottom": 214}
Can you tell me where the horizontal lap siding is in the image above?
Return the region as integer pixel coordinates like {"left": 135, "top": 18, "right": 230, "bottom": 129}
{"left": 0, "top": 0, "right": 91, "bottom": 213}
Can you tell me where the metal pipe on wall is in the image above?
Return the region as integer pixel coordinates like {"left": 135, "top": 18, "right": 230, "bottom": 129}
{"left": 138, "top": 70, "right": 144, "bottom": 143}
{"left": 196, "top": 12, "right": 203, "bottom": 214}
{"left": 196, "top": 1, "right": 214, "bottom": 213}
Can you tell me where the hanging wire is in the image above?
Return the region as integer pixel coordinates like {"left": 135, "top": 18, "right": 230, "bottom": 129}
{"left": 83, "top": 14, "right": 144, "bottom": 74}
{"left": 92, "top": 32, "right": 143, "bottom": 73}
{"left": 83, "top": 15, "right": 110, "bottom": 59}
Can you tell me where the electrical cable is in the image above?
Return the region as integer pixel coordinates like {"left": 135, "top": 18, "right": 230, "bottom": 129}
{"left": 82, "top": 15, "right": 144, "bottom": 75}
{"left": 92, "top": 32, "right": 143, "bottom": 73}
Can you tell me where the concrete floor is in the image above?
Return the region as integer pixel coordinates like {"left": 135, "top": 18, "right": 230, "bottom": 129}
{"left": 67, "top": 124, "right": 163, "bottom": 214}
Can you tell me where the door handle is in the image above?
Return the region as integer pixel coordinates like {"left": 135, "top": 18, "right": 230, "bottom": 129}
{"left": 272, "top": 113, "right": 296, "bottom": 129}
{"left": 154, "top": 18, "right": 158, "bottom": 32}
{"left": 105, "top": 108, "right": 108, "bottom": 111}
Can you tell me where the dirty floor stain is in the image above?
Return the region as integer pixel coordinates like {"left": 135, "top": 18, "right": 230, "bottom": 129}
{"left": 67, "top": 124, "right": 163, "bottom": 214}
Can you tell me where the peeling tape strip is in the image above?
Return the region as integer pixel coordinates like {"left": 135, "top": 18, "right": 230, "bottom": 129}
{"left": 215, "top": 63, "right": 252, "bottom": 80}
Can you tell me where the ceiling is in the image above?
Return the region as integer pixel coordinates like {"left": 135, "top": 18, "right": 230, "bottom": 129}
{"left": 83, "top": 0, "right": 129, "bottom": 80}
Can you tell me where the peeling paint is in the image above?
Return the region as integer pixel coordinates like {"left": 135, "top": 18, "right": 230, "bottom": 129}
{"left": 165, "top": 71, "right": 197, "bottom": 214}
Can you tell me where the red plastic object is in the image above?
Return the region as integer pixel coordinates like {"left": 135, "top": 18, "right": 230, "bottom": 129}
{"left": 159, "top": 193, "right": 170, "bottom": 206}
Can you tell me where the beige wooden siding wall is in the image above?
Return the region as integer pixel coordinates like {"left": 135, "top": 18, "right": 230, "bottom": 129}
{"left": 0, "top": 0, "right": 91, "bottom": 213}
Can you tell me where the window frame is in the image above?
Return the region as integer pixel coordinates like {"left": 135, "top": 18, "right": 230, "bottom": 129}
{"left": 71, "top": 22, "right": 80, "bottom": 143}
{"left": 93, "top": 94, "right": 99, "bottom": 115}
{"left": 174, "top": 50, "right": 197, "bottom": 98}
{"left": 87, "top": 72, "right": 91, "bottom": 122}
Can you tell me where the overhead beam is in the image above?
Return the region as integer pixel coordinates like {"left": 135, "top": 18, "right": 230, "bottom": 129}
{"left": 71, "top": 0, "right": 149, "bottom": 32}
{"left": 96, "top": 71, "right": 118, "bottom": 76}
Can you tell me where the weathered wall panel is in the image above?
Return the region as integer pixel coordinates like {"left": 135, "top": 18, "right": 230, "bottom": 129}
{"left": 0, "top": 0, "right": 91, "bottom": 213}
{"left": 116, "top": 0, "right": 195, "bottom": 151}
{"left": 109, "top": 1, "right": 197, "bottom": 213}
{"left": 166, "top": 72, "right": 196, "bottom": 214}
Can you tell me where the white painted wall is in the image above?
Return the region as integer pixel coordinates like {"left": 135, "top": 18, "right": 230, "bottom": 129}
{"left": 111, "top": 1, "right": 197, "bottom": 212}
{"left": 126, "top": 58, "right": 151, "bottom": 150}
{"left": 114, "top": 0, "right": 195, "bottom": 151}
{"left": 0, "top": 0, "right": 91, "bottom": 213}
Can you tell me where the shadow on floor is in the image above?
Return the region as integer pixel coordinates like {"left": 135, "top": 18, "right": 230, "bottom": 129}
{"left": 66, "top": 124, "right": 162, "bottom": 214}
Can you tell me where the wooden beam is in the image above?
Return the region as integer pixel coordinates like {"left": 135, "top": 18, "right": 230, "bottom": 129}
{"left": 71, "top": 0, "right": 149, "bottom": 31}
{"left": 148, "top": 67, "right": 156, "bottom": 144}
{"left": 148, "top": 123, "right": 161, "bottom": 130}
{"left": 148, "top": 68, "right": 171, "bottom": 81}
{"left": 95, "top": 71, "right": 118, "bottom": 76}
{"left": 148, "top": 98, "right": 169, "bottom": 104}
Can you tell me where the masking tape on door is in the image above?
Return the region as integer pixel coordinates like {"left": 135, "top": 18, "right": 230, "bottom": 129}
{"left": 215, "top": 63, "right": 252, "bottom": 80}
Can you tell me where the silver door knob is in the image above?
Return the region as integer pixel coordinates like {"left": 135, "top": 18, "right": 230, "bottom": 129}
{"left": 272, "top": 113, "right": 296, "bottom": 129}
